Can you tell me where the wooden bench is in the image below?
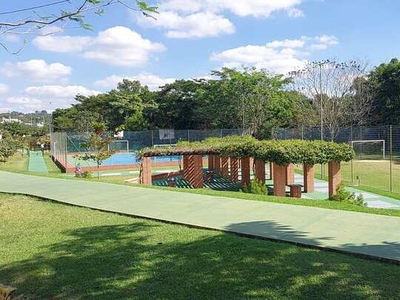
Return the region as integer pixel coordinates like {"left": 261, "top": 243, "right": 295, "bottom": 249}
{"left": 286, "top": 184, "right": 303, "bottom": 198}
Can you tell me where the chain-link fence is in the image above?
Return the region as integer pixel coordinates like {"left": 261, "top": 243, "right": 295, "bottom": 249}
{"left": 50, "top": 129, "right": 244, "bottom": 171}
{"left": 273, "top": 125, "right": 400, "bottom": 194}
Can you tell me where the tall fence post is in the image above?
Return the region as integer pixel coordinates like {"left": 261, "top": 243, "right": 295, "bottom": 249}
{"left": 390, "top": 125, "right": 393, "bottom": 192}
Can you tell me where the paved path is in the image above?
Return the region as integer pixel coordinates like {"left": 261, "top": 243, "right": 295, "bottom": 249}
{"left": 1, "top": 171, "right": 400, "bottom": 263}
{"left": 28, "top": 151, "right": 48, "bottom": 173}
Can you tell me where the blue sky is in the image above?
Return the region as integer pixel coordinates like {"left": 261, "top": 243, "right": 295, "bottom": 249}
{"left": 0, "top": 0, "right": 400, "bottom": 112}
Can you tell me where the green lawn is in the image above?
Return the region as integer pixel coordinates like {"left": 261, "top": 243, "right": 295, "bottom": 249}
{"left": 1, "top": 194, "right": 400, "bottom": 300}
{"left": 0, "top": 152, "right": 28, "bottom": 173}
{"left": 296, "top": 161, "right": 400, "bottom": 200}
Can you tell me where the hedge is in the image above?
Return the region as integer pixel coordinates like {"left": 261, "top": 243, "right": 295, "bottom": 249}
{"left": 137, "top": 136, "right": 355, "bottom": 165}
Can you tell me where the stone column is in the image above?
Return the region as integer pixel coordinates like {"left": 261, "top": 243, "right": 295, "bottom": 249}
{"left": 286, "top": 163, "right": 295, "bottom": 185}
{"left": 183, "top": 155, "right": 204, "bottom": 189}
{"left": 254, "top": 159, "right": 266, "bottom": 184}
{"left": 273, "top": 163, "right": 286, "bottom": 197}
{"left": 230, "top": 157, "right": 239, "bottom": 182}
{"left": 241, "top": 157, "right": 251, "bottom": 187}
{"left": 221, "top": 157, "right": 229, "bottom": 178}
{"left": 214, "top": 155, "right": 221, "bottom": 174}
{"left": 142, "top": 157, "right": 152, "bottom": 185}
{"left": 303, "top": 165, "right": 315, "bottom": 193}
{"left": 328, "top": 161, "right": 341, "bottom": 198}
{"left": 208, "top": 154, "right": 214, "bottom": 171}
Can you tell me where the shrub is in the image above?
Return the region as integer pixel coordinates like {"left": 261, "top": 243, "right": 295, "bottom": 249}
{"left": 242, "top": 178, "right": 267, "bottom": 195}
{"left": 330, "top": 182, "right": 365, "bottom": 206}
{"left": 0, "top": 139, "right": 17, "bottom": 163}
{"left": 82, "top": 171, "right": 92, "bottom": 179}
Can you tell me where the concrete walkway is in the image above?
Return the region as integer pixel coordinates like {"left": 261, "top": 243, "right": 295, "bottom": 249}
{"left": 28, "top": 151, "right": 48, "bottom": 173}
{"left": 1, "top": 171, "right": 400, "bottom": 263}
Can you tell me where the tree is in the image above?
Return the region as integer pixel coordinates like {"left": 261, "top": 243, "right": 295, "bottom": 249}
{"left": 290, "top": 59, "right": 371, "bottom": 140}
{"left": 368, "top": 58, "right": 400, "bottom": 125}
{"left": 0, "top": 138, "right": 17, "bottom": 163}
{"left": 74, "top": 122, "right": 114, "bottom": 179}
{"left": 107, "top": 79, "right": 155, "bottom": 131}
{"left": 52, "top": 79, "right": 155, "bottom": 132}
{"left": 209, "top": 67, "right": 292, "bottom": 138}
{"left": 154, "top": 79, "right": 205, "bottom": 129}
{"left": 0, "top": 1, "right": 157, "bottom": 53}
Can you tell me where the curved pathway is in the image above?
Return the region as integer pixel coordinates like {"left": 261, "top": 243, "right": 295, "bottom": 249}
{"left": 1, "top": 171, "right": 400, "bottom": 263}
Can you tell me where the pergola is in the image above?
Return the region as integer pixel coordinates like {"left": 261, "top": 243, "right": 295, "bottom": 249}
{"left": 138, "top": 137, "right": 354, "bottom": 198}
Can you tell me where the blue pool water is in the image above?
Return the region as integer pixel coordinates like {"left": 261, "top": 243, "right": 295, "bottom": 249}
{"left": 102, "top": 153, "right": 182, "bottom": 166}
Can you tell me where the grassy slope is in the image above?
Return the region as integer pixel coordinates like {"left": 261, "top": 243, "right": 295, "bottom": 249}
{"left": 0, "top": 152, "right": 28, "bottom": 173}
{"left": 1, "top": 194, "right": 400, "bottom": 300}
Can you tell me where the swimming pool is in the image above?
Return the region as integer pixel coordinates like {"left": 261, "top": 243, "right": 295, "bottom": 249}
{"left": 68, "top": 152, "right": 182, "bottom": 167}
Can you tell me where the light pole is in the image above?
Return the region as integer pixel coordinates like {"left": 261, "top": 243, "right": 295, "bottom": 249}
{"left": 318, "top": 62, "right": 324, "bottom": 178}
{"left": 318, "top": 62, "right": 323, "bottom": 141}
{"left": 49, "top": 102, "right": 52, "bottom": 134}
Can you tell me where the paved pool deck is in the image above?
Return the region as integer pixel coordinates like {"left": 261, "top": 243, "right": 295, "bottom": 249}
{"left": 1, "top": 171, "right": 400, "bottom": 263}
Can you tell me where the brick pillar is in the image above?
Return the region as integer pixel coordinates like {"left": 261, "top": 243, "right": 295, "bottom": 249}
{"left": 230, "top": 157, "right": 239, "bottom": 182}
{"left": 221, "top": 157, "right": 229, "bottom": 178}
{"left": 269, "top": 162, "right": 274, "bottom": 180}
{"left": 208, "top": 154, "right": 214, "bottom": 171}
{"left": 214, "top": 155, "right": 221, "bottom": 174}
{"left": 286, "top": 163, "right": 295, "bottom": 185}
{"left": 241, "top": 157, "right": 251, "bottom": 187}
{"left": 254, "top": 159, "right": 266, "bottom": 184}
{"left": 273, "top": 163, "right": 287, "bottom": 197}
{"left": 328, "top": 161, "right": 341, "bottom": 198}
{"left": 183, "top": 155, "right": 203, "bottom": 189}
{"left": 183, "top": 155, "right": 190, "bottom": 179}
{"left": 303, "top": 165, "right": 315, "bottom": 193}
{"left": 142, "top": 157, "right": 152, "bottom": 185}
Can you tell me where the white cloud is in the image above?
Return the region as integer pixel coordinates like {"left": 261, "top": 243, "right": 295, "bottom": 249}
{"left": 25, "top": 85, "right": 101, "bottom": 98}
{"left": 6, "top": 97, "right": 43, "bottom": 111}
{"left": 211, "top": 35, "right": 339, "bottom": 74}
{"left": 287, "top": 8, "right": 305, "bottom": 18}
{"left": 266, "top": 38, "right": 306, "bottom": 49}
{"left": 2, "top": 34, "right": 20, "bottom": 43}
{"left": 3, "top": 85, "right": 102, "bottom": 112}
{"left": 33, "top": 26, "right": 165, "bottom": 67}
{"left": 310, "top": 35, "right": 339, "bottom": 50}
{"left": 158, "top": 0, "right": 304, "bottom": 18}
{"left": 0, "top": 107, "right": 14, "bottom": 113}
{"left": 138, "top": 11, "right": 235, "bottom": 39}
{"left": 2, "top": 59, "right": 71, "bottom": 82}
{"left": 94, "top": 73, "right": 176, "bottom": 91}
{"left": 33, "top": 35, "right": 91, "bottom": 53}
{"left": 38, "top": 25, "right": 64, "bottom": 35}
{"left": 136, "top": 0, "right": 303, "bottom": 39}
{"left": 0, "top": 83, "right": 9, "bottom": 94}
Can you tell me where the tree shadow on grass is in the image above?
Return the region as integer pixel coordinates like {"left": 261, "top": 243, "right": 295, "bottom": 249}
{"left": 1, "top": 220, "right": 400, "bottom": 299}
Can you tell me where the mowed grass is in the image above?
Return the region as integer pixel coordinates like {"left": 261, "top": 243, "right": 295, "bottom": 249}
{"left": 1, "top": 194, "right": 400, "bottom": 300}
{"left": 0, "top": 152, "right": 28, "bottom": 173}
{"left": 307, "top": 160, "right": 400, "bottom": 199}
